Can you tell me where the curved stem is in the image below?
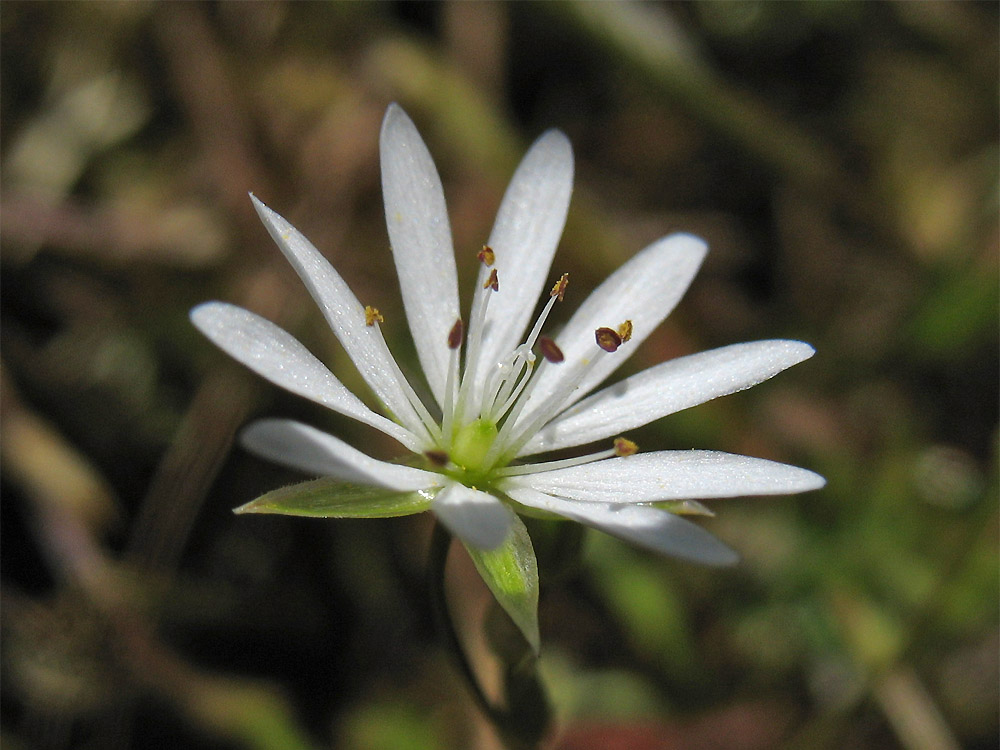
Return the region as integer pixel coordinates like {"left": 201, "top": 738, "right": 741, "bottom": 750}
{"left": 427, "top": 522, "right": 504, "bottom": 725}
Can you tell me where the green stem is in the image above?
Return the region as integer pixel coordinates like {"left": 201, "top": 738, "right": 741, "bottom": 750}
{"left": 428, "top": 522, "right": 550, "bottom": 750}
{"left": 427, "top": 522, "right": 504, "bottom": 725}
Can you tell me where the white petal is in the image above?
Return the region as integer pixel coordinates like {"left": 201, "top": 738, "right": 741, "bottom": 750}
{"left": 504, "top": 451, "right": 826, "bottom": 503}
{"left": 251, "top": 195, "right": 426, "bottom": 436}
{"left": 506, "top": 486, "right": 737, "bottom": 565}
{"left": 521, "top": 340, "right": 815, "bottom": 455}
{"left": 434, "top": 482, "right": 514, "bottom": 550}
{"left": 466, "top": 129, "right": 573, "bottom": 402}
{"left": 516, "top": 233, "right": 707, "bottom": 427}
{"left": 241, "top": 419, "right": 440, "bottom": 491}
{"left": 380, "top": 104, "right": 460, "bottom": 406}
{"left": 192, "top": 302, "right": 421, "bottom": 451}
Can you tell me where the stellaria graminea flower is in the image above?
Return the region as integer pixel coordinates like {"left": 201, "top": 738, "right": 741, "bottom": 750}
{"left": 191, "top": 104, "right": 823, "bottom": 649}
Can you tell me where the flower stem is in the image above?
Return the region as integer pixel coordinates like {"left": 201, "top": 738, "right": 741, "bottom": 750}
{"left": 427, "top": 522, "right": 503, "bottom": 724}
{"left": 428, "top": 522, "right": 550, "bottom": 749}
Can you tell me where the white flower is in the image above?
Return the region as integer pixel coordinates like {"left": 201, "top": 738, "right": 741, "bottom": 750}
{"left": 191, "top": 103, "right": 823, "bottom": 569}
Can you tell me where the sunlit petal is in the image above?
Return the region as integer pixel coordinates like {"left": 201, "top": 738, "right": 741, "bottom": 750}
{"left": 516, "top": 233, "right": 706, "bottom": 427}
{"left": 466, "top": 129, "right": 573, "bottom": 405}
{"left": 252, "top": 195, "right": 427, "bottom": 438}
{"left": 241, "top": 418, "right": 440, "bottom": 492}
{"left": 504, "top": 451, "right": 826, "bottom": 503}
{"left": 521, "top": 340, "right": 815, "bottom": 455}
{"left": 507, "top": 486, "right": 738, "bottom": 565}
{"left": 380, "top": 104, "right": 460, "bottom": 406}
{"left": 434, "top": 482, "right": 515, "bottom": 550}
{"left": 192, "top": 302, "right": 420, "bottom": 451}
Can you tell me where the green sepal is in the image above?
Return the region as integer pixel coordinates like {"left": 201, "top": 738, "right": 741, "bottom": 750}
{"left": 463, "top": 513, "right": 540, "bottom": 654}
{"left": 234, "top": 478, "right": 435, "bottom": 518}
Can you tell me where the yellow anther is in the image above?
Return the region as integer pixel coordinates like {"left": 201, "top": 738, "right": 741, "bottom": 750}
{"left": 550, "top": 273, "right": 569, "bottom": 302}
{"left": 478, "top": 245, "right": 496, "bottom": 266}
{"left": 484, "top": 268, "right": 499, "bottom": 291}
{"left": 613, "top": 437, "right": 638, "bottom": 457}
{"left": 617, "top": 319, "right": 633, "bottom": 343}
{"left": 364, "top": 306, "right": 384, "bottom": 326}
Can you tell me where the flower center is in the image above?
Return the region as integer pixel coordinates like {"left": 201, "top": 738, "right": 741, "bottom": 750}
{"left": 414, "top": 247, "right": 634, "bottom": 482}
{"left": 450, "top": 417, "right": 498, "bottom": 474}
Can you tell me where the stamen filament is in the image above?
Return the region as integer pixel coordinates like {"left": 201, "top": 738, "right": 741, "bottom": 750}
{"left": 493, "top": 347, "right": 612, "bottom": 464}
{"left": 522, "top": 294, "right": 559, "bottom": 353}
{"left": 479, "top": 355, "right": 516, "bottom": 418}
{"left": 455, "top": 278, "right": 495, "bottom": 426}
{"left": 491, "top": 351, "right": 536, "bottom": 420}
{"left": 485, "top": 345, "right": 535, "bottom": 420}
{"left": 480, "top": 353, "right": 559, "bottom": 469}
{"left": 494, "top": 447, "right": 617, "bottom": 476}
{"left": 370, "top": 322, "right": 442, "bottom": 444}
{"left": 441, "top": 331, "right": 462, "bottom": 443}
{"left": 475, "top": 273, "right": 568, "bottom": 425}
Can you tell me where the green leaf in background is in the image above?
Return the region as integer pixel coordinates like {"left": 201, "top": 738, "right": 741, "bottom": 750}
{"left": 234, "top": 478, "right": 435, "bottom": 518}
{"left": 465, "top": 514, "right": 540, "bottom": 654}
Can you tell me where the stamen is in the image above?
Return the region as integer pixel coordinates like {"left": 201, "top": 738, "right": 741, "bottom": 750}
{"left": 424, "top": 450, "right": 449, "bottom": 467}
{"left": 496, "top": 440, "right": 622, "bottom": 477}
{"left": 442, "top": 320, "right": 463, "bottom": 441}
{"left": 480, "top": 271, "right": 568, "bottom": 423}
{"left": 550, "top": 273, "right": 569, "bottom": 302}
{"left": 364, "top": 306, "right": 384, "bottom": 326}
{"left": 595, "top": 327, "right": 622, "bottom": 352}
{"left": 538, "top": 336, "right": 564, "bottom": 363}
{"left": 490, "top": 347, "right": 536, "bottom": 420}
{"left": 520, "top": 272, "right": 568, "bottom": 354}
{"left": 368, "top": 321, "right": 441, "bottom": 444}
{"left": 480, "top": 344, "right": 529, "bottom": 419}
{"left": 454, "top": 275, "right": 496, "bottom": 426}
{"left": 447, "top": 318, "right": 464, "bottom": 350}
{"left": 478, "top": 245, "right": 495, "bottom": 266}
{"left": 617, "top": 319, "right": 633, "bottom": 343}
{"left": 613, "top": 437, "right": 638, "bottom": 457}
{"left": 484, "top": 268, "right": 499, "bottom": 291}
{"left": 492, "top": 332, "right": 627, "bottom": 465}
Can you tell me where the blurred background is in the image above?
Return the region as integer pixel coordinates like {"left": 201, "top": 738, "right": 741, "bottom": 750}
{"left": 1, "top": 3, "right": 997, "bottom": 749}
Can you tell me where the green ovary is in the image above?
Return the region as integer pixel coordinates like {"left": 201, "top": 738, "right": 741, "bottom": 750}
{"left": 450, "top": 418, "right": 499, "bottom": 474}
